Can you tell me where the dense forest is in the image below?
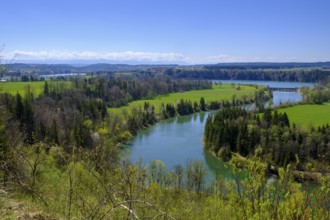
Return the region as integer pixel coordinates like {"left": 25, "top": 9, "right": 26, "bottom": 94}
{"left": 204, "top": 108, "right": 330, "bottom": 174}
{"left": 0, "top": 74, "right": 329, "bottom": 218}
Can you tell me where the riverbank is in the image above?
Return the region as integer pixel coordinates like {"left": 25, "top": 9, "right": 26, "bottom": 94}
{"left": 109, "top": 83, "right": 260, "bottom": 114}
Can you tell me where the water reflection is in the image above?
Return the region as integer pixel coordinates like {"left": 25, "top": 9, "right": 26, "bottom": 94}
{"left": 176, "top": 114, "right": 194, "bottom": 124}
{"left": 193, "top": 113, "right": 198, "bottom": 122}
{"left": 199, "top": 111, "right": 207, "bottom": 123}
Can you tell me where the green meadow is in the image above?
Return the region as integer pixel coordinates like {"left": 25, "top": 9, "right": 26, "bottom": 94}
{"left": 109, "top": 84, "right": 257, "bottom": 114}
{"left": 0, "top": 81, "right": 73, "bottom": 97}
{"left": 0, "top": 81, "right": 45, "bottom": 96}
{"left": 276, "top": 102, "right": 330, "bottom": 127}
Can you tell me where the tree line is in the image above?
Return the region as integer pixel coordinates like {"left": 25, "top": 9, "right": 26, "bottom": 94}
{"left": 162, "top": 67, "right": 330, "bottom": 82}
{"left": 70, "top": 76, "right": 212, "bottom": 107}
{"left": 300, "top": 78, "right": 330, "bottom": 104}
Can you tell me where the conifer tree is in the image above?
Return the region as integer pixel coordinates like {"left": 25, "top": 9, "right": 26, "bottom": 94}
{"left": 200, "top": 97, "right": 206, "bottom": 111}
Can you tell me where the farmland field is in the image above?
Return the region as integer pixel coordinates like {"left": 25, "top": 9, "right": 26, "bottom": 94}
{"left": 109, "top": 83, "right": 258, "bottom": 114}
{"left": 0, "top": 81, "right": 45, "bottom": 96}
{"left": 276, "top": 102, "right": 330, "bottom": 127}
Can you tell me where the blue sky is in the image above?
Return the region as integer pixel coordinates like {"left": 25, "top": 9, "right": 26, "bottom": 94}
{"left": 1, "top": 0, "right": 330, "bottom": 64}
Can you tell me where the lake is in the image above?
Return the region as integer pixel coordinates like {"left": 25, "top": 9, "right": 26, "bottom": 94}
{"left": 125, "top": 81, "right": 314, "bottom": 183}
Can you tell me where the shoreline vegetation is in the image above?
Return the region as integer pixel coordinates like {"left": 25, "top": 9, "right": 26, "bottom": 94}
{"left": 230, "top": 153, "right": 330, "bottom": 183}
{"left": 1, "top": 75, "right": 330, "bottom": 219}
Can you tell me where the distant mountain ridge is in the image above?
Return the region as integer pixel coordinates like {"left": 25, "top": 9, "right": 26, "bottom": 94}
{"left": 5, "top": 63, "right": 180, "bottom": 73}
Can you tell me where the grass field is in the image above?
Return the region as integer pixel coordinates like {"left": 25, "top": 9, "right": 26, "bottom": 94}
{"left": 276, "top": 102, "right": 330, "bottom": 127}
{"left": 0, "top": 81, "right": 72, "bottom": 97}
{"left": 0, "top": 81, "right": 46, "bottom": 96}
{"left": 109, "top": 84, "right": 257, "bottom": 114}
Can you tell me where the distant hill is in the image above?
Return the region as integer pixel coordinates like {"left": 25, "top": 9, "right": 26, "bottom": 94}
{"left": 3, "top": 62, "right": 330, "bottom": 82}
{"left": 5, "top": 63, "right": 179, "bottom": 74}
{"left": 6, "top": 62, "right": 330, "bottom": 73}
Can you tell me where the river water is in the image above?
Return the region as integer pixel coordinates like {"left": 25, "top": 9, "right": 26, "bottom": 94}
{"left": 125, "top": 81, "right": 314, "bottom": 183}
{"left": 125, "top": 112, "right": 236, "bottom": 182}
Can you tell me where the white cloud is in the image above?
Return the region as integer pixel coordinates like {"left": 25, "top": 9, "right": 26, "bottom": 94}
{"left": 5, "top": 50, "right": 188, "bottom": 64}
{"left": 205, "top": 55, "right": 261, "bottom": 63}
